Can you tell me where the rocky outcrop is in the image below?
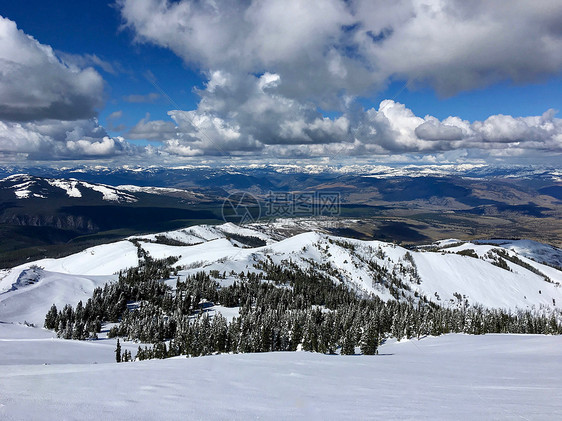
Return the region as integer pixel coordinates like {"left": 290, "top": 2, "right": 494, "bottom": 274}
{"left": 1, "top": 214, "right": 98, "bottom": 233}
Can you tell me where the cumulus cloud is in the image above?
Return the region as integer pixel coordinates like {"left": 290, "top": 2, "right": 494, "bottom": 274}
{"left": 0, "top": 118, "right": 134, "bottom": 159}
{"left": 114, "top": 0, "right": 562, "bottom": 162}
{"left": 2, "top": 2, "right": 558, "bottom": 163}
{"left": 415, "top": 119, "right": 466, "bottom": 141}
{"left": 128, "top": 72, "right": 562, "bottom": 159}
{"left": 118, "top": 0, "right": 562, "bottom": 99}
{"left": 0, "top": 16, "right": 135, "bottom": 161}
{"left": 118, "top": 0, "right": 362, "bottom": 106}
{"left": 128, "top": 113, "right": 178, "bottom": 141}
{"left": 0, "top": 16, "right": 105, "bottom": 122}
{"left": 126, "top": 71, "right": 354, "bottom": 155}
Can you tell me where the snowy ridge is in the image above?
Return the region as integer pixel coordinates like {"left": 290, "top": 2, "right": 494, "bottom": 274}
{"left": 79, "top": 181, "right": 137, "bottom": 202}
{"left": 5, "top": 174, "right": 41, "bottom": 199}
{"left": 474, "top": 239, "right": 562, "bottom": 268}
{"left": 130, "top": 222, "right": 273, "bottom": 246}
{"left": 2, "top": 163, "right": 561, "bottom": 182}
{"left": 46, "top": 179, "right": 82, "bottom": 198}
{"left": 0, "top": 174, "right": 201, "bottom": 203}
{"left": 1, "top": 223, "right": 562, "bottom": 327}
{"left": 1, "top": 223, "right": 562, "bottom": 420}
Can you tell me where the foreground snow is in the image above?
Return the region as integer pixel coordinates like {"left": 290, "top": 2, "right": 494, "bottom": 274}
{"left": 0, "top": 330, "right": 560, "bottom": 420}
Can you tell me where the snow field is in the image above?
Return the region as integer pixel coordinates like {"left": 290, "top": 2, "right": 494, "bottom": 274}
{"left": 0, "top": 333, "right": 560, "bottom": 420}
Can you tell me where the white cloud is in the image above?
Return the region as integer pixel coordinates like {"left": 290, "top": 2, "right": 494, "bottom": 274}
{"left": 128, "top": 73, "right": 562, "bottom": 159}
{"left": 108, "top": 110, "right": 123, "bottom": 121}
{"left": 115, "top": 0, "right": 562, "bottom": 162}
{"left": 128, "top": 113, "right": 177, "bottom": 141}
{"left": 66, "top": 136, "right": 124, "bottom": 157}
{"left": 118, "top": 0, "right": 562, "bottom": 99}
{"left": 415, "top": 118, "right": 466, "bottom": 141}
{"left": 0, "top": 118, "right": 134, "bottom": 159}
{"left": 0, "top": 17, "right": 140, "bottom": 161}
{"left": 471, "top": 111, "right": 560, "bottom": 144}
{"left": 131, "top": 71, "right": 354, "bottom": 155}
{"left": 0, "top": 16, "right": 105, "bottom": 121}
{"left": 5, "top": 2, "right": 554, "bottom": 163}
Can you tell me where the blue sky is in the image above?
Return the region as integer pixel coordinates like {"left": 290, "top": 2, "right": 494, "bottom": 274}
{"left": 0, "top": 0, "right": 561, "bottom": 165}
{"left": 0, "top": 0, "right": 204, "bottom": 133}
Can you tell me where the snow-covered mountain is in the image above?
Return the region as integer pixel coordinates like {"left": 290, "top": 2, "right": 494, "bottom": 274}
{"left": 1, "top": 223, "right": 561, "bottom": 327}
{"left": 2, "top": 163, "right": 561, "bottom": 180}
{"left": 474, "top": 239, "right": 562, "bottom": 268}
{"left": 0, "top": 174, "right": 203, "bottom": 203}
{"left": 1, "top": 222, "right": 562, "bottom": 419}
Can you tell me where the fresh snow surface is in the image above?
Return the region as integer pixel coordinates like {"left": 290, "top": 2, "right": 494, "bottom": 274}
{"left": 476, "top": 239, "right": 562, "bottom": 268}
{"left": 79, "top": 181, "right": 137, "bottom": 202}
{"left": 0, "top": 332, "right": 560, "bottom": 420}
{"left": 132, "top": 223, "right": 273, "bottom": 246}
{"left": 46, "top": 179, "right": 82, "bottom": 198}
{"left": 0, "top": 322, "right": 139, "bottom": 366}
{"left": 412, "top": 250, "right": 558, "bottom": 309}
{"left": 0, "top": 240, "right": 138, "bottom": 294}
{"left": 0, "top": 270, "right": 116, "bottom": 326}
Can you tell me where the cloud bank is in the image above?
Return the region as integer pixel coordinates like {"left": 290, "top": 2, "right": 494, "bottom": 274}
{"left": 0, "top": 16, "right": 131, "bottom": 160}
{"left": 115, "top": 0, "right": 562, "bottom": 162}
{"left": 2, "top": 1, "right": 562, "bottom": 163}
{"left": 0, "top": 17, "right": 104, "bottom": 122}
{"left": 0, "top": 119, "right": 134, "bottom": 159}
{"left": 119, "top": 0, "right": 562, "bottom": 98}
{"left": 126, "top": 71, "right": 562, "bottom": 159}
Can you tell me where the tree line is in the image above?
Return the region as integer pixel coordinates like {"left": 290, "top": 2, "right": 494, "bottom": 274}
{"left": 45, "top": 252, "right": 562, "bottom": 362}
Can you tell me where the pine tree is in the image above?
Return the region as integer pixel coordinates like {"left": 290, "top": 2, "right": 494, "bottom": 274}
{"left": 44, "top": 304, "right": 58, "bottom": 330}
{"left": 115, "top": 339, "right": 122, "bottom": 363}
{"left": 360, "top": 322, "right": 379, "bottom": 355}
{"left": 341, "top": 329, "right": 356, "bottom": 355}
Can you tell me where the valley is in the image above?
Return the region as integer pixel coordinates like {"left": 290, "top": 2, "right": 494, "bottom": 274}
{"left": 0, "top": 165, "right": 560, "bottom": 268}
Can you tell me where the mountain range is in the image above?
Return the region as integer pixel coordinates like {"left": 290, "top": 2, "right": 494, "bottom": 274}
{"left": 2, "top": 222, "right": 561, "bottom": 329}
{"left": 1, "top": 166, "right": 560, "bottom": 268}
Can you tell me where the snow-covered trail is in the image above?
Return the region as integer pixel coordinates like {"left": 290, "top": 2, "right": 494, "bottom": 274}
{"left": 0, "top": 333, "right": 560, "bottom": 420}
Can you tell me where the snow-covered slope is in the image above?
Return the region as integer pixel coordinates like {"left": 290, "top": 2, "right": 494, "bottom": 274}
{"left": 2, "top": 223, "right": 562, "bottom": 328}
{"left": 131, "top": 222, "right": 273, "bottom": 245}
{"left": 1, "top": 223, "right": 562, "bottom": 419}
{"left": 475, "top": 239, "right": 562, "bottom": 268}
{"left": 0, "top": 174, "right": 203, "bottom": 203}
{"left": 0, "top": 331, "right": 560, "bottom": 420}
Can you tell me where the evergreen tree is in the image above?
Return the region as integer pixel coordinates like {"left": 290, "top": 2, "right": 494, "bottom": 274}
{"left": 360, "top": 322, "right": 379, "bottom": 355}
{"left": 44, "top": 304, "right": 58, "bottom": 330}
{"left": 43, "top": 250, "right": 562, "bottom": 361}
{"left": 341, "top": 329, "right": 356, "bottom": 355}
{"left": 115, "top": 339, "right": 122, "bottom": 363}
